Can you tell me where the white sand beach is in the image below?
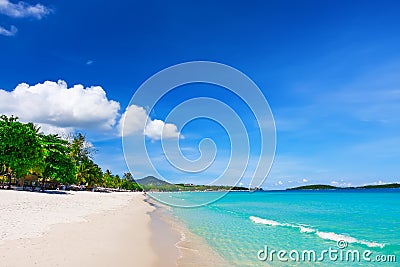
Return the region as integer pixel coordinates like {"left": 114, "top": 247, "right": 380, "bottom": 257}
{"left": 0, "top": 190, "right": 168, "bottom": 266}
{"left": 0, "top": 190, "right": 231, "bottom": 267}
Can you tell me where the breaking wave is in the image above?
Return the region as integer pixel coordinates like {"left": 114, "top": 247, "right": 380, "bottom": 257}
{"left": 249, "top": 216, "right": 385, "bottom": 248}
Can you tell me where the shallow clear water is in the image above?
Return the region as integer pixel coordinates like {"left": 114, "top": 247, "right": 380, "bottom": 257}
{"left": 153, "top": 190, "right": 400, "bottom": 266}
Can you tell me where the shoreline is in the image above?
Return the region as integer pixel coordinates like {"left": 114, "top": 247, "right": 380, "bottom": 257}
{"left": 147, "top": 199, "right": 180, "bottom": 267}
{"left": 146, "top": 197, "right": 231, "bottom": 267}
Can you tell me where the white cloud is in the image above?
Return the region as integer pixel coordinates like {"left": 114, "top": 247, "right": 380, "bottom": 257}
{"left": 0, "top": 80, "right": 120, "bottom": 135}
{"left": 118, "top": 104, "right": 181, "bottom": 140}
{"left": 145, "top": 119, "right": 180, "bottom": 140}
{"left": 36, "top": 123, "right": 74, "bottom": 137}
{"left": 0, "top": 25, "right": 17, "bottom": 36}
{"left": 0, "top": 0, "right": 51, "bottom": 19}
{"left": 331, "top": 180, "right": 352, "bottom": 187}
{"left": 371, "top": 180, "right": 384, "bottom": 186}
{"left": 118, "top": 105, "right": 148, "bottom": 136}
{"left": 302, "top": 178, "right": 308, "bottom": 183}
{"left": 0, "top": 0, "right": 52, "bottom": 37}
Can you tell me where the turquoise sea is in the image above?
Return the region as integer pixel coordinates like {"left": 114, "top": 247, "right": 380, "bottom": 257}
{"left": 152, "top": 190, "right": 400, "bottom": 266}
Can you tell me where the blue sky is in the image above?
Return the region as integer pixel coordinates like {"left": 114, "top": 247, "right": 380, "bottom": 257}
{"left": 1, "top": 0, "right": 400, "bottom": 189}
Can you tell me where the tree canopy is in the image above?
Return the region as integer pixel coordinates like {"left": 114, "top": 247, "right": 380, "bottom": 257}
{"left": 0, "top": 115, "right": 142, "bottom": 191}
{"left": 0, "top": 115, "right": 43, "bottom": 178}
{"left": 41, "top": 134, "right": 76, "bottom": 184}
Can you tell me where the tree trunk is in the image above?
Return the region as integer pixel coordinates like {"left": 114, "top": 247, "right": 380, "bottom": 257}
{"left": 7, "top": 173, "right": 12, "bottom": 189}
{"left": 41, "top": 177, "right": 46, "bottom": 192}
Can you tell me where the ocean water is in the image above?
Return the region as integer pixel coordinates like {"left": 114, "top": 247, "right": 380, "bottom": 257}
{"left": 152, "top": 190, "right": 400, "bottom": 266}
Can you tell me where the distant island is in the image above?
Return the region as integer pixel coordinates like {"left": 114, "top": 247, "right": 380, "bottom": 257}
{"left": 287, "top": 183, "right": 400, "bottom": 190}
{"left": 136, "top": 176, "right": 254, "bottom": 192}
{"left": 135, "top": 177, "right": 400, "bottom": 192}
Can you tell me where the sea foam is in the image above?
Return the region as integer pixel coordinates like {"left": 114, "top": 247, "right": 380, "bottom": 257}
{"left": 249, "top": 216, "right": 385, "bottom": 248}
{"left": 249, "top": 216, "right": 282, "bottom": 226}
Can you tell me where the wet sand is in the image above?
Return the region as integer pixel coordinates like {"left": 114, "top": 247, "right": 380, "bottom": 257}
{"left": 147, "top": 198, "right": 232, "bottom": 267}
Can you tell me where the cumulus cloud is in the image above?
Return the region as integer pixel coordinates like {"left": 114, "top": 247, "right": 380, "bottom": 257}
{"left": 118, "top": 104, "right": 181, "bottom": 140}
{"left": 0, "top": 25, "right": 17, "bottom": 36}
{"left": 118, "top": 105, "right": 148, "bottom": 135}
{"left": 0, "top": 0, "right": 51, "bottom": 19}
{"left": 0, "top": 80, "right": 120, "bottom": 135}
{"left": 36, "top": 123, "right": 74, "bottom": 137}
{"left": 145, "top": 119, "right": 180, "bottom": 140}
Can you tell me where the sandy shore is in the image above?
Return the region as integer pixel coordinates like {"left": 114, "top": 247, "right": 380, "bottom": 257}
{"left": 0, "top": 190, "right": 230, "bottom": 267}
{"left": 0, "top": 190, "right": 165, "bottom": 266}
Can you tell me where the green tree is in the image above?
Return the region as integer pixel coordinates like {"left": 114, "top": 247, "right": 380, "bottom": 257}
{"left": 40, "top": 134, "right": 76, "bottom": 186}
{"left": 102, "top": 170, "right": 123, "bottom": 189}
{"left": 120, "top": 172, "right": 141, "bottom": 191}
{"left": 76, "top": 159, "right": 103, "bottom": 187}
{"left": 0, "top": 115, "right": 43, "bottom": 187}
{"left": 69, "top": 133, "right": 102, "bottom": 186}
{"left": 70, "top": 133, "right": 94, "bottom": 165}
{"left": 123, "top": 172, "right": 136, "bottom": 183}
{"left": 102, "top": 169, "right": 114, "bottom": 188}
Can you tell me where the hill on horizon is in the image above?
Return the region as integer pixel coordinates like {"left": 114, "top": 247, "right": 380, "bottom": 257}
{"left": 135, "top": 176, "right": 171, "bottom": 186}
{"left": 287, "top": 183, "right": 400, "bottom": 190}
